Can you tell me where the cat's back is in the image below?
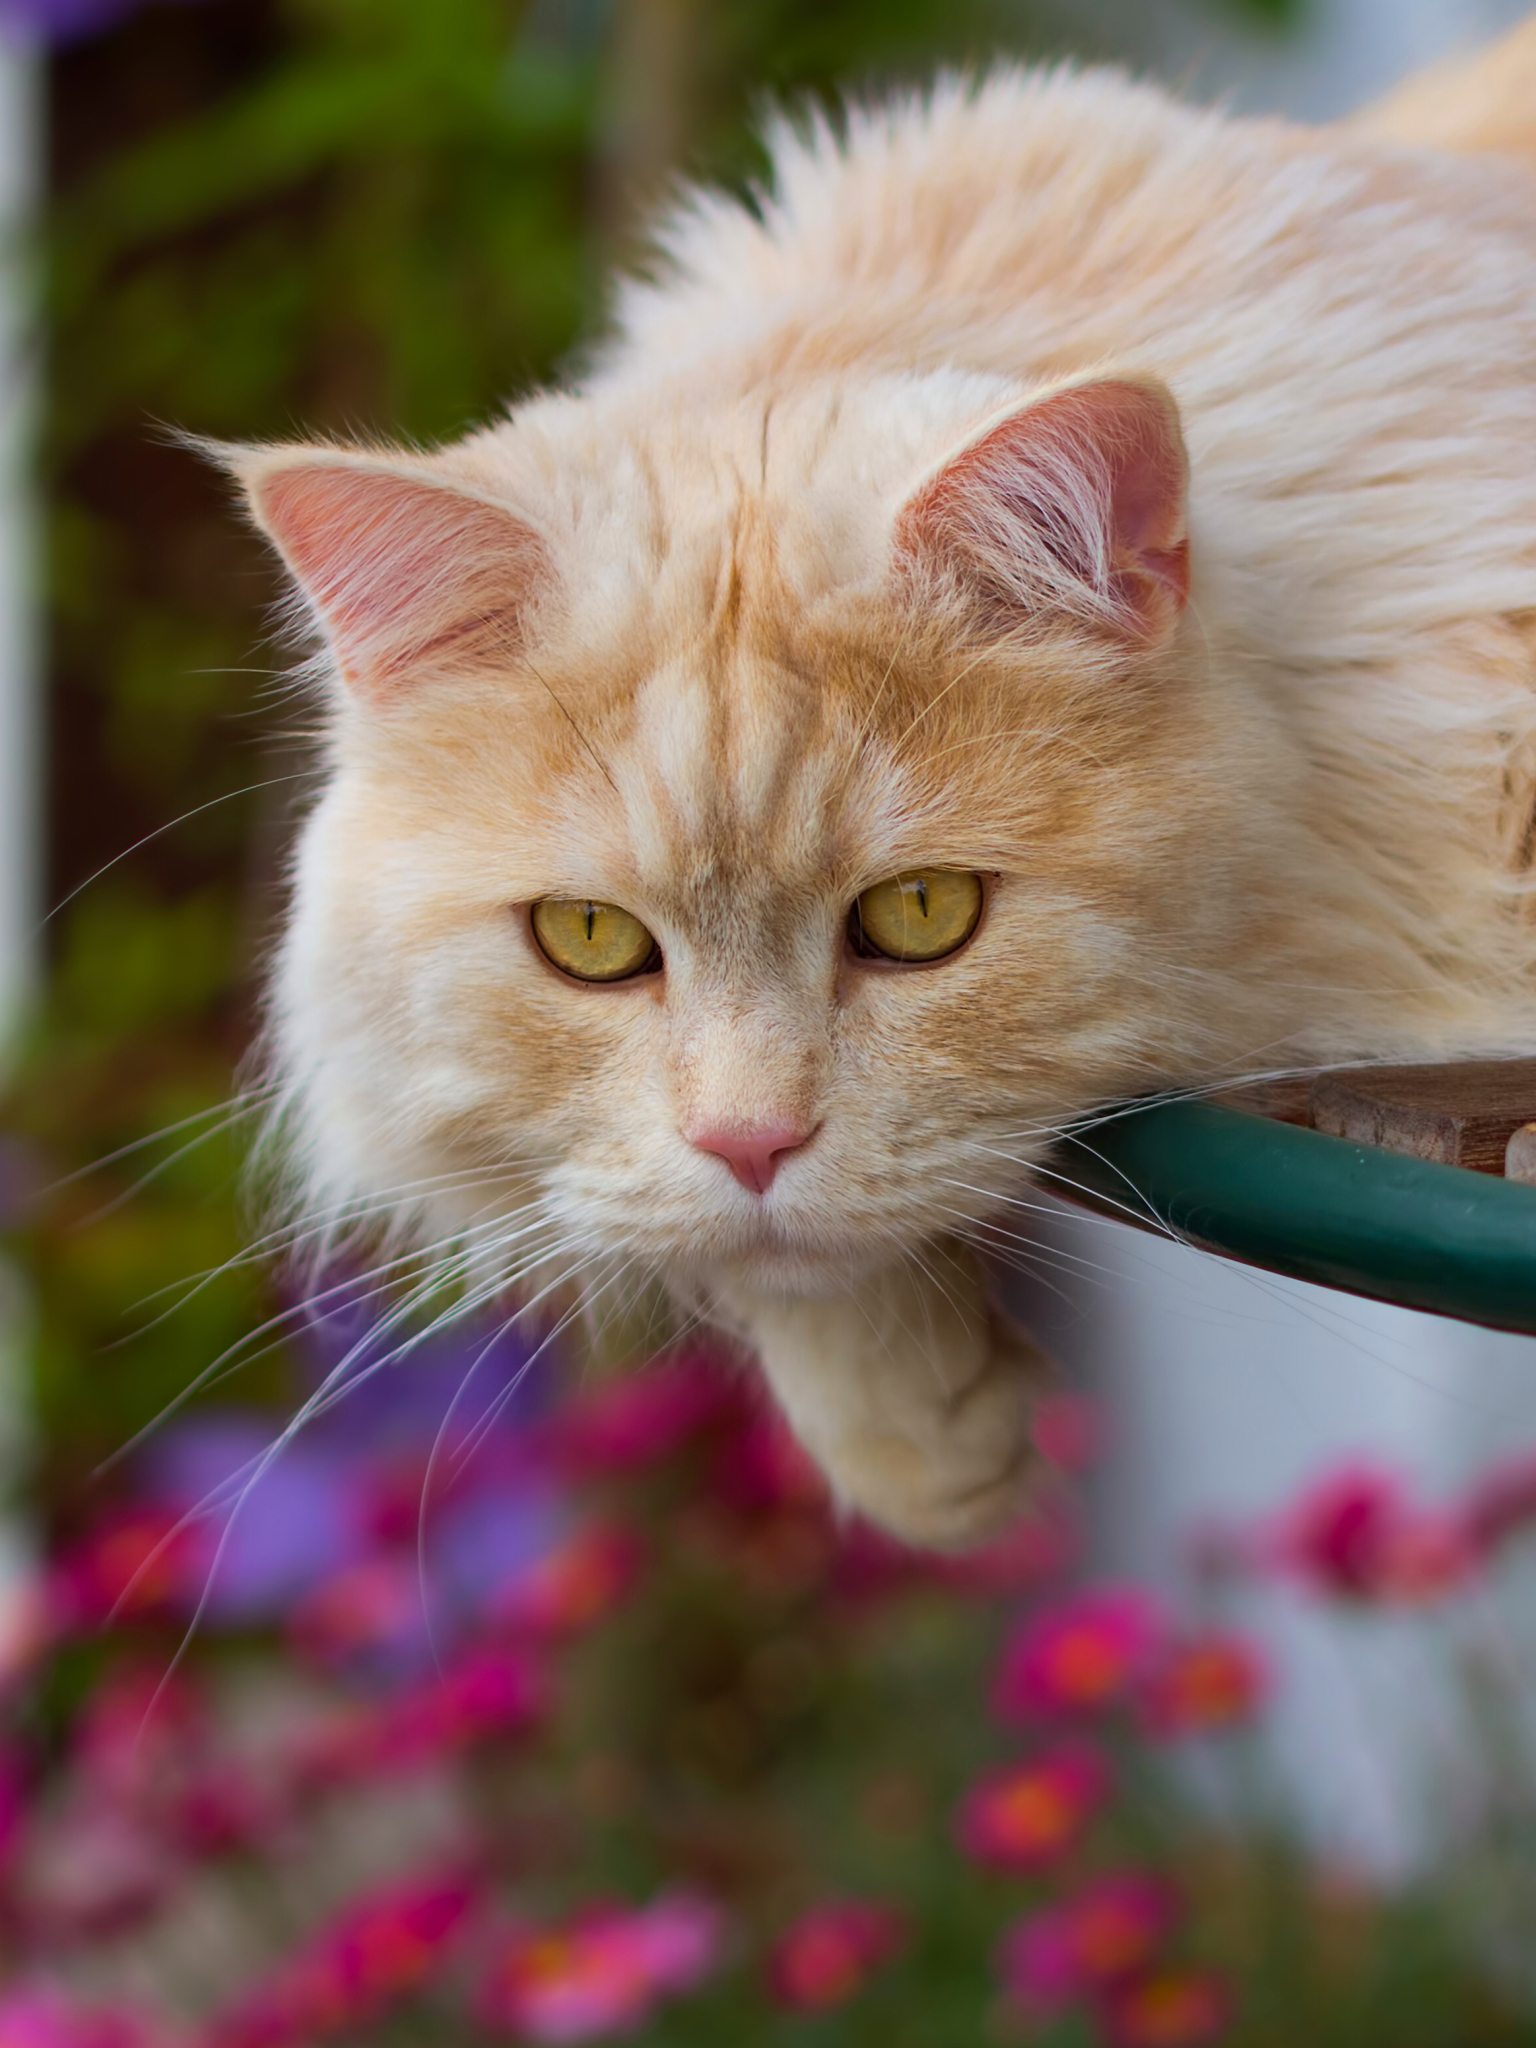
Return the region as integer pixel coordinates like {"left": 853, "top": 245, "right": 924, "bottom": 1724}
{"left": 605, "top": 63, "right": 1536, "bottom": 399}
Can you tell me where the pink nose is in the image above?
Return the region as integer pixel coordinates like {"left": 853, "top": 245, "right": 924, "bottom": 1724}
{"left": 686, "top": 1120, "right": 814, "bottom": 1195}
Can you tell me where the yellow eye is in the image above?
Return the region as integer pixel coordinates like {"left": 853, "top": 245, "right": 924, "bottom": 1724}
{"left": 531, "top": 898, "right": 660, "bottom": 982}
{"left": 852, "top": 869, "right": 984, "bottom": 963}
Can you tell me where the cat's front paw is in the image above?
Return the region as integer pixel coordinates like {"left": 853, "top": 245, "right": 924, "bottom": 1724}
{"left": 829, "top": 1306, "right": 1052, "bottom": 1550}
{"left": 717, "top": 1255, "right": 1055, "bottom": 1553}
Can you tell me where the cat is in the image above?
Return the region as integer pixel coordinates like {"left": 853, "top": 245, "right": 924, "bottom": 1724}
{"left": 220, "top": 47, "right": 1536, "bottom": 1552}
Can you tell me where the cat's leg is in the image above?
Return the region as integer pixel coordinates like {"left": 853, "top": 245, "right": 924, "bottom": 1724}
{"left": 716, "top": 1245, "right": 1051, "bottom": 1551}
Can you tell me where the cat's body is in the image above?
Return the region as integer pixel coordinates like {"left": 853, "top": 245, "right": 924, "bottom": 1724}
{"left": 229, "top": 60, "right": 1536, "bottom": 1549}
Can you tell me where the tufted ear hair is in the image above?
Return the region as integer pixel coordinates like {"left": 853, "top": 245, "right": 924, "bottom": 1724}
{"left": 216, "top": 444, "right": 553, "bottom": 702}
{"left": 895, "top": 375, "right": 1190, "bottom": 644}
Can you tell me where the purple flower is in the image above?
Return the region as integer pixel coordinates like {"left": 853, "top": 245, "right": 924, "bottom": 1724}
{"left": 137, "top": 1413, "right": 372, "bottom": 1626}
{"left": 0, "top": 0, "right": 201, "bottom": 46}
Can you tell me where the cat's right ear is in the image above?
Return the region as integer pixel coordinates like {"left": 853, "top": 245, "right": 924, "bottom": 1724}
{"left": 212, "top": 444, "right": 552, "bottom": 702}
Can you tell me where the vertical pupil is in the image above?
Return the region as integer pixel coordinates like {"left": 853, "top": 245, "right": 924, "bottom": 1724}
{"left": 915, "top": 877, "right": 929, "bottom": 918}
{"left": 584, "top": 903, "right": 596, "bottom": 942}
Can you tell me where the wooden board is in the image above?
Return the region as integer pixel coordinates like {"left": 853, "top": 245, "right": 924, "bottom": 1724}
{"left": 1309, "top": 1061, "right": 1536, "bottom": 1174}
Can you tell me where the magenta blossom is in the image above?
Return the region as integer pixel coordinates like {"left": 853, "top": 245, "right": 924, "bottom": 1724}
{"left": 479, "top": 1893, "right": 724, "bottom": 2041}
{"left": 1270, "top": 1463, "right": 1473, "bottom": 1603}
{"left": 767, "top": 1900, "right": 906, "bottom": 2012}
{"left": 550, "top": 1349, "right": 740, "bottom": 1476}
{"left": 207, "top": 1875, "right": 476, "bottom": 2047}
{"left": 999, "top": 1873, "right": 1181, "bottom": 2016}
{"left": 955, "top": 1744, "right": 1111, "bottom": 1873}
{"left": 1140, "top": 1635, "right": 1268, "bottom": 1739}
{"left": 1102, "top": 1966, "right": 1234, "bottom": 2047}
{"left": 993, "top": 1587, "right": 1163, "bottom": 1720}
{"left": 0, "top": 1990, "right": 174, "bottom": 2048}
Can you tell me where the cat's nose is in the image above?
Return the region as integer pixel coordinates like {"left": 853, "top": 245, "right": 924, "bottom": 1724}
{"left": 685, "top": 1119, "right": 815, "bottom": 1195}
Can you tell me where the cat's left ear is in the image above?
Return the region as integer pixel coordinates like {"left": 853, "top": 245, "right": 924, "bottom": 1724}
{"left": 895, "top": 375, "right": 1190, "bottom": 644}
{"left": 214, "top": 443, "right": 552, "bottom": 702}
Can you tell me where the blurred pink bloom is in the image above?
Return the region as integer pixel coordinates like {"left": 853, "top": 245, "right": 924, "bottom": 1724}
{"left": 287, "top": 1556, "right": 426, "bottom": 1676}
{"left": 550, "top": 1350, "right": 739, "bottom": 1476}
{"left": 955, "top": 1744, "right": 1110, "bottom": 1873}
{"left": 0, "top": 1990, "right": 173, "bottom": 2048}
{"left": 1461, "top": 1450, "right": 1536, "bottom": 1556}
{"left": 1031, "top": 1392, "right": 1103, "bottom": 1473}
{"left": 624, "top": 1892, "right": 724, "bottom": 1993}
{"left": 494, "top": 1523, "right": 643, "bottom": 1637}
{"left": 712, "top": 1415, "right": 827, "bottom": 1517}
{"left": 1140, "top": 1635, "right": 1268, "bottom": 1739}
{"left": 999, "top": 1874, "right": 1181, "bottom": 2016}
{"left": 0, "top": 1740, "right": 26, "bottom": 1867}
{"left": 993, "top": 1587, "right": 1162, "bottom": 1720}
{"left": 208, "top": 1876, "right": 475, "bottom": 2047}
{"left": 344, "top": 1648, "right": 548, "bottom": 1775}
{"left": 0, "top": 1572, "right": 52, "bottom": 1699}
{"left": 69, "top": 1664, "right": 206, "bottom": 1805}
{"left": 10, "top": 1666, "right": 210, "bottom": 1936}
{"left": 16, "top": 1804, "right": 182, "bottom": 1939}
{"left": 933, "top": 1500, "right": 1080, "bottom": 1599}
{"left": 1101, "top": 1965, "right": 1233, "bottom": 2047}
{"left": 48, "top": 1509, "right": 202, "bottom": 1633}
{"left": 479, "top": 1893, "right": 724, "bottom": 2040}
{"left": 767, "top": 1900, "right": 905, "bottom": 2012}
{"left": 1272, "top": 1464, "right": 1473, "bottom": 1603}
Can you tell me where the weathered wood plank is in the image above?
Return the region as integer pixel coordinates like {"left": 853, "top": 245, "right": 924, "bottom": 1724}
{"left": 1311, "top": 1061, "right": 1536, "bottom": 1174}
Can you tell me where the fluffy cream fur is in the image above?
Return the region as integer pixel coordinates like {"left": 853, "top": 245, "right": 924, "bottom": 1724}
{"left": 227, "top": 56, "right": 1536, "bottom": 1549}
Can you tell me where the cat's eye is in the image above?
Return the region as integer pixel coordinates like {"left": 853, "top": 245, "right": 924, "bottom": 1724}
{"left": 850, "top": 869, "right": 984, "bottom": 963}
{"left": 531, "top": 898, "right": 660, "bottom": 982}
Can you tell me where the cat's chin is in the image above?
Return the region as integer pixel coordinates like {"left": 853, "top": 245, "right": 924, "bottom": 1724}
{"left": 694, "top": 1244, "right": 894, "bottom": 1301}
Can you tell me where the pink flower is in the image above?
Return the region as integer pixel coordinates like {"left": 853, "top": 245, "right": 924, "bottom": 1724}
{"left": 932, "top": 1499, "right": 1080, "bottom": 1599}
{"left": 712, "top": 1415, "right": 827, "bottom": 1517}
{"left": 48, "top": 1509, "right": 202, "bottom": 1633}
{"left": 1101, "top": 1966, "right": 1233, "bottom": 2047}
{"left": 767, "top": 1900, "right": 905, "bottom": 2012}
{"left": 287, "top": 1556, "right": 426, "bottom": 1675}
{"left": 479, "top": 1893, "right": 724, "bottom": 2041}
{"left": 993, "top": 1588, "right": 1162, "bottom": 1720}
{"left": 550, "top": 1350, "right": 739, "bottom": 1476}
{"left": 339, "top": 1648, "right": 547, "bottom": 1776}
{"left": 1461, "top": 1450, "right": 1536, "bottom": 1556}
{"left": 1273, "top": 1465, "right": 1473, "bottom": 1603}
{"left": 17, "top": 1805, "right": 182, "bottom": 1938}
{"left": 0, "top": 1572, "right": 52, "bottom": 1699}
{"left": 955, "top": 1745, "right": 1110, "bottom": 1873}
{"left": 208, "top": 1876, "right": 475, "bottom": 2046}
{"left": 0, "top": 1741, "right": 26, "bottom": 1868}
{"left": 999, "top": 1874, "right": 1181, "bottom": 2016}
{"left": 0, "top": 1991, "right": 173, "bottom": 2048}
{"left": 1030, "top": 1392, "right": 1103, "bottom": 1472}
{"left": 494, "top": 1523, "right": 642, "bottom": 1637}
{"left": 1139, "top": 1636, "right": 1267, "bottom": 1739}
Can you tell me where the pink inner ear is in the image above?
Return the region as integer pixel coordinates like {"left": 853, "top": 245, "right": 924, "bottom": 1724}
{"left": 254, "top": 463, "right": 547, "bottom": 697}
{"left": 899, "top": 377, "right": 1190, "bottom": 642}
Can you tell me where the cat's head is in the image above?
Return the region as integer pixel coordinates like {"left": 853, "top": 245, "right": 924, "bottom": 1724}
{"left": 227, "top": 369, "right": 1256, "bottom": 1300}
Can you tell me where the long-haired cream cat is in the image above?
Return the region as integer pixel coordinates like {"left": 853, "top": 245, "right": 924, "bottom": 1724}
{"left": 222, "top": 38, "right": 1536, "bottom": 1551}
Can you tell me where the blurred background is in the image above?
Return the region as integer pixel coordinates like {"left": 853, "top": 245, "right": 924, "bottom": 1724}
{"left": 5, "top": 1, "right": 1536, "bottom": 2043}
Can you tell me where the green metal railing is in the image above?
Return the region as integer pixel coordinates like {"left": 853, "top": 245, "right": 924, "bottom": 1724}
{"left": 1045, "top": 1101, "right": 1536, "bottom": 1335}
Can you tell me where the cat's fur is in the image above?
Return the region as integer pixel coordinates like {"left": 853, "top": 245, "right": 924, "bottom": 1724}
{"left": 225, "top": 58, "right": 1536, "bottom": 1549}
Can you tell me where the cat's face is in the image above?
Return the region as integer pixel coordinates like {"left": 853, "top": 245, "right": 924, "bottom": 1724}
{"left": 235, "top": 370, "right": 1253, "bottom": 1296}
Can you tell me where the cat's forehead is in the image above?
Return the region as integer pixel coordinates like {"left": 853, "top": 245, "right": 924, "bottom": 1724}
{"left": 477, "top": 368, "right": 1020, "bottom": 605}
